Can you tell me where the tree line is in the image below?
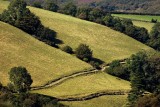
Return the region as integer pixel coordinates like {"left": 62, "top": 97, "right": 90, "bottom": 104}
{"left": 31, "top": 1, "right": 160, "bottom": 51}
{"left": 61, "top": 44, "right": 101, "bottom": 68}
{"left": 0, "top": 0, "right": 62, "bottom": 48}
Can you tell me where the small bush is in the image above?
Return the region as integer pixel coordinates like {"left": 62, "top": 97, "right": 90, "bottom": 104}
{"left": 0, "top": 82, "right": 2, "bottom": 90}
{"left": 105, "top": 60, "right": 130, "bottom": 80}
{"left": 61, "top": 46, "right": 73, "bottom": 54}
{"left": 151, "top": 18, "right": 157, "bottom": 23}
{"left": 75, "top": 44, "right": 92, "bottom": 61}
{"left": 89, "top": 61, "right": 100, "bottom": 69}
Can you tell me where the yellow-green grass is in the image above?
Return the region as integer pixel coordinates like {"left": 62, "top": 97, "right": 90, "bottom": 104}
{"left": 0, "top": 0, "right": 155, "bottom": 63}
{"left": 61, "top": 95, "right": 128, "bottom": 107}
{"left": 0, "top": 21, "right": 91, "bottom": 86}
{"left": 112, "top": 14, "right": 160, "bottom": 22}
{"left": 30, "top": 7, "right": 155, "bottom": 63}
{"left": 0, "top": 0, "right": 8, "bottom": 13}
{"left": 33, "top": 72, "right": 130, "bottom": 97}
{"left": 132, "top": 21, "right": 154, "bottom": 32}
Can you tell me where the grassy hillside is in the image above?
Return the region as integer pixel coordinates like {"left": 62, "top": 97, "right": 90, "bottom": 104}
{"left": 0, "top": 0, "right": 8, "bottom": 13}
{"left": 0, "top": 1, "right": 156, "bottom": 106}
{"left": 33, "top": 72, "right": 130, "bottom": 97}
{"left": 132, "top": 21, "right": 154, "bottom": 32}
{"left": 0, "top": 21, "right": 91, "bottom": 86}
{"left": 30, "top": 7, "right": 154, "bottom": 63}
{"left": 61, "top": 95, "right": 128, "bottom": 107}
{"left": 112, "top": 14, "right": 160, "bottom": 22}
{"left": 0, "top": 0, "right": 155, "bottom": 63}
{"left": 112, "top": 14, "right": 156, "bottom": 32}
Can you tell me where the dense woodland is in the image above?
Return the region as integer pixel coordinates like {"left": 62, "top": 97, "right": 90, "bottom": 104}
{"left": 24, "top": 0, "right": 160, "bottom": 14}
{"left": 106, "top": 52, "right": 160, "bottom": 106}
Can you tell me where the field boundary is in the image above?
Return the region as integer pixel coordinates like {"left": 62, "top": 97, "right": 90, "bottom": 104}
{"left": 57, "top": 90, "right": 130, "bottom": 101}
{"left": 112, "top": 16, "right": 154, "bottom": 23}
{"left": 31, "top": 59, "right": 127, "bottom": 91}
{"left": 31, "top": 68, "right": 98, "bottom": 90}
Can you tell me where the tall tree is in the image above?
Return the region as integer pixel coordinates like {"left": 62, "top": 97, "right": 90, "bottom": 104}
{"left": 149, "top": 22, "right": 160, "bottom": 51}
{"left": 128, "top": 52, "right": 147, "bottom": 105}
{"left": 8, "top": 66, "right": 33, "bottom": 93}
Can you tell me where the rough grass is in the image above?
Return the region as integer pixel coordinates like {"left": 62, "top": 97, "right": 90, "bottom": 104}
{"left": 61, "top": 95, "right": 128, "bottom": 107}
{"left": 0, "top": 0, "right": 8, "bottom": 13}
{"left": 112, "top": 14, "right": 160, "bottom": 22}
{"left": 0, "top": 21, "right": 91, "bottom": 86}
{"left": 132, "top": 21, "right": 154, "bottom": 32}
{"left": 112, "top": 14, "right": 155, "bottom": 32}
{"left": 32, "top": 72, "right": 130, "bottom": 97}
{"left": 0, "top": 0, "right": 155, "bottom": 63}
{"left": 29, "top": 7, "right": 154, "bottom": 63}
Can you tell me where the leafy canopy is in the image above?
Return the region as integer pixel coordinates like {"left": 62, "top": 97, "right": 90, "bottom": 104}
{"left": 9, "top": 66, "right": 33, "bottom": 93}
{"left": 75, "top": 44, "right": 92, "bottom": 61}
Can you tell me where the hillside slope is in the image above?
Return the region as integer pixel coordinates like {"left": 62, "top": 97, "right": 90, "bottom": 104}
{"left": 0, "top": 1, "right": 155, "bottom": 64}
{"left": 0, "top": 21, "right": 91, "bottom": 86}
{"left": 29, "top": 7, "right": 154, "bottom": 63}
{"left": 33, "top": 72, "right": 130, "bottom": 97}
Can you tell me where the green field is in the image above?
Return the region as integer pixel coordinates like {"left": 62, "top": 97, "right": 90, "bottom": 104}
{"left": 112, "top": 14, "right": 156, "bottom": 32}
{"left": 30, "top": 7, "right": 155, "bottom": 63}
{"left": 0, "top": 21, "right": 91, "bottom": 86}
{"left": 0, "top": 0, "right": 8, "bottom": 13}
{"left": 112, "top": 14, "right": 160, "bottom": 22}
{"left": 132, "top": 21, "right": 154, "bottom": 32}
{"left": 61, "top": 95, "right": 128, "bottom": 107}
{"left": 33, "top": 72, "right": 130, "bottom": 97}
{"left": 0, "top": 0, "right": 155, "bottom": 63}
{"left": 33, "top": 72, "right": 130, "bottom": 107}
{"left": 0, "top": 1, "right": 157, "bottom": 107}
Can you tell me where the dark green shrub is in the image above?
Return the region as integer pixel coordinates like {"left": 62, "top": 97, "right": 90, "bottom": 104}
{"left": 44, "top": 0, "right": 59, "bottom": 12}
{"left": 151, "top": 18, "right": 157, "bottom": 23}
{"left": 148, "top": 22, "right": 160, "bottom": 51}
{"left": 0, "top": 82, "right": 2, "bottom": 90}
{"left": 106, "top": 60, "right": 130, "bottom": 80}
{"left": 89, "top": 61, "right": 100, "bottom": 68}
{"left": 61, "top": 46, "right": 73, "bottom": 54}
{"left": 8, "top": 66, "right": 33, "bottom": 93}
{"left": 33, "top": 1, "right": 42, "bottom": 8}
{"left": 75, "top": 44, "right": 93, "bottom": 61}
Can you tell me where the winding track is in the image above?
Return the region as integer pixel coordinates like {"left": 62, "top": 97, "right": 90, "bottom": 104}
{"left": 31, "top": 59, "right": 127, "bottom": 91}
{"left": 31, "top": 60, "right": 130, "bottom": 101}
{"left": 31, "top": 68, "right": 99, "bottom": 90}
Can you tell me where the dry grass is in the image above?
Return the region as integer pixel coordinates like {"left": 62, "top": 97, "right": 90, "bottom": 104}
{"left": 29, "top": 7, "right": 154, "bottom": 63}
{"left": 0, "top": 0, "right": 8, "bottom": 13}
{"left": 132, "top": 21, "right": 154, "bottom": 32}
{"left": 0, "top": 21, "right": 91, "bottom": 86}
{"left": 32, "top": 72, "right": 130, "bottom": 97}
{"left": 112, "top": 14, "right": 160, "bottom": 22}
{"left": 0, "top": 2, "right": 154, "bottom": 107}
{"left": 61, "top": 95, "right": 128, "bottom": 107}
{"left": 0, "top": 0, "right": 155, "bottom": 63}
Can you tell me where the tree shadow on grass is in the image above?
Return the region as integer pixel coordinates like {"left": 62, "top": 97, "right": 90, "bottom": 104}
{"left": 92, "top": 57, "right": 105, "bottom": 65}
